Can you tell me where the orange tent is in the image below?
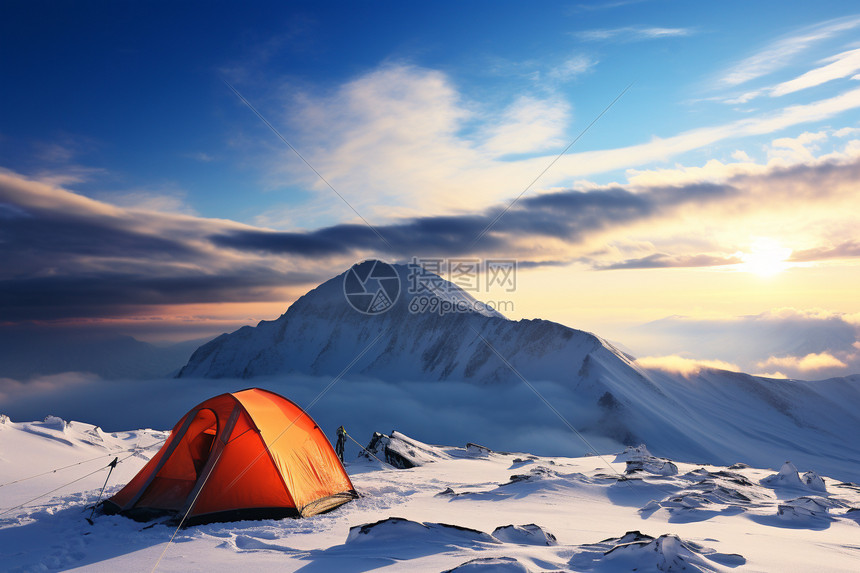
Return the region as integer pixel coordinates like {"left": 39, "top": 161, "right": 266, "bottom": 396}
{"left": 104, "top": 388, "right": 356, "bottom": 524}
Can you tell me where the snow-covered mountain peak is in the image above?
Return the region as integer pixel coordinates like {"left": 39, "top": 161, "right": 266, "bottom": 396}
{"left": 287, "top": 259, "right": 507, "bottom": 320}
{"left": 177, "top": 260, "right": 614, "bottom": 381}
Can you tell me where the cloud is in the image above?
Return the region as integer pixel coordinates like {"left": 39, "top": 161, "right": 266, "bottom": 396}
{"left": 0, "top": 371, "right": 101, "bottom": 403}
{"left": 547, "top": 55, "right": 598, "bottom": 81}
{"left": 575, "top": 26, "right": 693, "bottom": 42}
{"left": 5, "top": 132, "right": 860, "bottom": 327}
{"left": 236, "top": 61, "right": 860, "bottom": 231}
{"left": 212, "top": 182, "right": 733, "bottom": 260}
{"left": 771, "top": 48, "right": 860, "bottom": 97}
{"left": 185, "top": 151, "right": 216, "bottom": 162}
{"left": 543, "top": 86, "right": 860, "bottom": 184}
{"left": 596, "top": 253, "right": 741, "bottom": 270}
{"left": 753, "top": 371, "right": 789, "bottom": 379}
{"left": 481, "top": 96, "right": 571, "bottom": 155}
{"left": 718, "top": 16, "right": 860, "bottom": 87}
{"left": 0, "top": 373, "right": 624, "bottom": 458}
{"left": 634, "top": 355, "right": 740, "bottom": 377}
{"left": 725, "top": 47, "right": 860, "bottom": 103}
{"left": 626, "top": 308, "right": 860, "bottom": 380}
{"left": 257, "top": 63, "right": 514, "bottom": 220}
{"left": 571, "top": 0, "right": 650, "bottom": 12}
{"left": 99, "top": 189, "right": 199, "bottom": 216}
{"left": 3, "top": 126, "right": 860, "bottom": 329}
{"left": 9, "top": 167, "right": 708, "bottom": 324}
{"left": 790, "top": 240, "right": 860, "bottom": 262}
{"left": 0, "top": 170, "right": 336, "bottom": 322}
{"left": 757, "top": 352, "right": 847, "bottom": 372}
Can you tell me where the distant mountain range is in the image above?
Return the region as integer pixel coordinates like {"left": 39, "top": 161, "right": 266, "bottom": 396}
{"left": 0, "top": 328, "right": 201, "bottom": 380}
{"left": 177, "top": 261, "right": 860, "bottom": 478}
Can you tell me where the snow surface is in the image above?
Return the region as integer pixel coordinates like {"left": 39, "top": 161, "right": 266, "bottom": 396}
{"left": 2, "top": 420, "right": 860, "bottom": 572}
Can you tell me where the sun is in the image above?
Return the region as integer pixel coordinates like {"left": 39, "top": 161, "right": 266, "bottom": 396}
{"left": 738, "top": 238, "right": 792, "bottom": 277}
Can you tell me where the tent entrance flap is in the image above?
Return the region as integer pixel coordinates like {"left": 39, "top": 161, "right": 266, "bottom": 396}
{"left": 188, "top": 409, "right": 218, "bottom": 477}
{"left": 136, "top": 408, "right": 221, "bottom": 511}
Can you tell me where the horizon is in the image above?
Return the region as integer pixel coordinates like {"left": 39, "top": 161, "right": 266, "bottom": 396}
{"left": 2, "top": 1, "right": 860, "bottom": 382}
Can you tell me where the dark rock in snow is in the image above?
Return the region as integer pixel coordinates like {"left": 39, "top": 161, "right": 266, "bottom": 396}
{"left": 442, "top": 556, "right": 531, "bottom": 572}
{"left": 571, "top": 531, "right": 746, "bottom": 571}
{"left": 346, "top": 517, "right": 497, "bottom": 546}
{"left": 492, "top": 524, "right": 558, "bottom": 546}
{"left": 465, "top": 443, "right": 493, "bottom": 456}
{"left": 625, "top": 458, "right": 679, "bottom": 476}
{"left": 504, "top": 466, "right": 558, "bottom": 485}
{"left": 361, "top": 430, "right": 449, "bottom": 468}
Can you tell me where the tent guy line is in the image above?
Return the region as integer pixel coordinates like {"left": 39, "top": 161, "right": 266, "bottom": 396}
{"left": 0, "top": 441, "right": 165, "bottom": 518}
{"left": 149, "top": 446, "right": 226, "bottom": 573}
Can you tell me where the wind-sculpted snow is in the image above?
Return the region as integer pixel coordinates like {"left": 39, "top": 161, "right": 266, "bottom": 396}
{"left": 760, "top": 460, "right": 828, "bottom": 492}
{"left": 570, "top": 531, "right": 746, "bottom": 572}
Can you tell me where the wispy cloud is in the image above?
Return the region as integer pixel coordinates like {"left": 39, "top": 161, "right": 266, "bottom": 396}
{"left": 596, "top": 252, "right": 741, "bottom": 270}
{"left": 248, "top": 63, "right": 860, "bottom": 227}
{"left": 635, "top": 355, "right": 740, "bottom": 377}
{"left": 184, "top": 151, "right": 216, "bottom": 162}
{"left": 791, "top": 239, "right": 860, "bottom": 262}
{"left": 571, "top": 0, "right": 650, "bottom": 12}
{"left": 485, "top": 53, "right": 596, "bottom": 85}
{"left": 101, "top": 188, "right": 199, "bottom": 216}
{"left": 575, "top": 26, "right": 693, "bottom": 42}
{"left": 757, "top": 351, "right": 847, "bottom": 372}
{"left": 718, "top": 15, "right": 860, "bottom": 87}
{"left": 725, "top": 47, "right": 860, "bottom": 103}
{"left": 547, "top": 55, "right": 598, "bottom": 81}
{"left": 772, "top": 47, "right": 860, "bottom": 96}
{"left": 480, "top": 96, "right": 571, "bottom": 155}
{"left": 628, "top": 308, "right": 860, "bottom": 380}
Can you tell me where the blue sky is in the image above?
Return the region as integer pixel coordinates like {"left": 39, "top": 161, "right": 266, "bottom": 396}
{"left": 4, "top": 1, "right": 858, "bottom": 222}
{"left": 2, "top": 1, "right": 860, "bottom": 379}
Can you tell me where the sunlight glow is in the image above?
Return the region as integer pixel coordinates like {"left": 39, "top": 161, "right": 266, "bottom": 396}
{"left": 738, "top": 238, "right": 793, "bottom": 277}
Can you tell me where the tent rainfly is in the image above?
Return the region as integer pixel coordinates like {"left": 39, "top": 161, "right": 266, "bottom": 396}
{"left": 104, "top": 388, "right": 356, "bottom": 524}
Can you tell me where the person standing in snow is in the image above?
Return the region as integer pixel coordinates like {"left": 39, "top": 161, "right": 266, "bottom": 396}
{"left": 336, "top": 426, "right": 346, "bottom": 461}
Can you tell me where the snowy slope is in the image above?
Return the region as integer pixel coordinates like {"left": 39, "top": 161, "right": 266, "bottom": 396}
{"left": 2, "top": 422, "right": 859, "bottom": 572}
{"left": 0, "top": 416, "right": 167, "bottom": 512}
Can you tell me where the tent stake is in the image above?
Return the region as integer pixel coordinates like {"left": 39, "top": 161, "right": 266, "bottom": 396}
{"left": 87, "top": 457, "right": 118, "bottom": 525}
